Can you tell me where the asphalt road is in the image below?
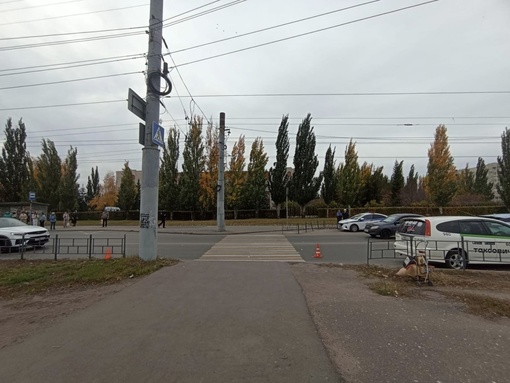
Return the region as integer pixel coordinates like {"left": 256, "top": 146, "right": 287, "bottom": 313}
{"left": 7, "top": 225, "right": 403, "bottom": 267}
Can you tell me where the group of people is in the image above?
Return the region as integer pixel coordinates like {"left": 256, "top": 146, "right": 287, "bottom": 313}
{"left": 336, "top": 208, "right": 349, "bottom": 224}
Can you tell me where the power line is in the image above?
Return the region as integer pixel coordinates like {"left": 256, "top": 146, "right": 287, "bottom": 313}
{"left": 162, "top": 0, "right": 221, "bottom": 23}
{"left": 167, "top": 90, "right": 510, "bottom": 97}
{"left": 1, "top": 0, "right": 85, "bottom": 13}
{"left": 0, "top": 99, "right": 125, "bottom": 111}
{"left": 172, "top": 1, "right": 439, "bottom": 68}
{"left": 0, "top": 71, "right": 141, "bottom": 91}
{"left": 0, "top": 54, "right": 145, "bottom": 77}
{"left": 0, "top": 26, "right": 146, "bottom": 41}
{"left": 170, "top": 0, "right": 379, "bottom": 55}
{"left": 0, "top": 4, "right": 149, "bottom": 27}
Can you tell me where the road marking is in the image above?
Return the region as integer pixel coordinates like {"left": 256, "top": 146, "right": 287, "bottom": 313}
{"left": 199, "top": 234, "right": 304, "bottom": 262}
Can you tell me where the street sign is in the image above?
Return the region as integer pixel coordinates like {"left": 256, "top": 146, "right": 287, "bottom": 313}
{"left": 128, "top": 88, "right": 147, "bottom": 121}
{"left": 152, "top": 122, "right": 165, "bottom": 147}
{"left": 139, "top": 123, "right": 145, "bottom": 145}
{"left": 29, "top": 191, "right": 36, "bottom": 201}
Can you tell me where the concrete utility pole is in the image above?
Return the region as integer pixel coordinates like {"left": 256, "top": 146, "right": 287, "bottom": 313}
{"left": 139, "top": 0, "right": 164, "bottom": 261}
{"left": 217, "top": 112, "right": 226, "bottom": 232}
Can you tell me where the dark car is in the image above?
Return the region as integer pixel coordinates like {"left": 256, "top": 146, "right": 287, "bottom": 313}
{"left": 479, "top": 213, "right": 510, "bottom": 223}
{"left": 364, "top": 213, "right": 423, "bottom": 239}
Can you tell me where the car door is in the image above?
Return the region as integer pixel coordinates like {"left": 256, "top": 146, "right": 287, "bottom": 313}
{"left": 476, "top": 220, "right": 510, "bottom": 263}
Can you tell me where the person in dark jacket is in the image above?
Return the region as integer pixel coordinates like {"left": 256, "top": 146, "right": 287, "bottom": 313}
{"left": 158, "top": 211, "right": 167, "bottom": 228}
{"left": 342, "top": 209, "right": 349, "bottom": 220}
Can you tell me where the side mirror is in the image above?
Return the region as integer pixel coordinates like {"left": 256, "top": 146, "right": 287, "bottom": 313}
{"left": 359, "top": 217, "right": 364, "bottom": 221}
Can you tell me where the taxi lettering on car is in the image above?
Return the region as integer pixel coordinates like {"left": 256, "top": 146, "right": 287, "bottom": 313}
{"left": 393, "top": 216, "right": 510, "bottom": 269}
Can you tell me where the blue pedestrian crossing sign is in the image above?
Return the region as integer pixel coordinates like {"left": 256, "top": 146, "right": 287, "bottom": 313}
{"left": 152, "top": 122, "right": 165, "bottom": 147}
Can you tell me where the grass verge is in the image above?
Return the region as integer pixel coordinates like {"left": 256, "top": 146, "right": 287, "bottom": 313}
{"left": 321, "top": 263, "right": 510, "bottom": 319}
{"left": 0, "top": 257, "right": 178, "bottom": 299}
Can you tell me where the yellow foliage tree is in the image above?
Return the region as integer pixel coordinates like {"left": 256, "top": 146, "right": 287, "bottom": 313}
{"left": 199, "top": 122, "right": 219, "bottom": 212}
{"left": 88, "top": 171, "right": 118, "bottom": 211}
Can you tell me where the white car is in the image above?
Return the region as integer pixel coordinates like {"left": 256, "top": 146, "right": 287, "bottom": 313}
{"left": 394, "top": 216, "right": 510, "bottom": 269}
{"left": 0, "top": 218, "right": 50, "bottom": 252}
{"left": 339, "top": 213, "right": 387, "bottom": 232}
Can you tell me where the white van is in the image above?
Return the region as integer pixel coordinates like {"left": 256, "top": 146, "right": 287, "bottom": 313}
{"left": 104, "top": 206, "right": 121, "bottom": 212}
{"left": 394, "top": 216, "right": 510, "bottom": 269}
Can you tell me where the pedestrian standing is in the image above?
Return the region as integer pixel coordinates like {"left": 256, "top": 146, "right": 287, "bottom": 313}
{"left": 31, "top": 211, "right": 38, "bottom": 226}
{"left": 101, "top": 210, "right": 109, "bottom": 227}
{"left": 49, "top": 212, "right": 57, "bottom": 230}
{"left": 63, "top": 211, "right": 69, "bottom": 228}
{"left": 39, "top": 212, "right": 46, "bottom": 227}
{"left": 342, "top": 208, "right": 349, "bottom": 220}
{"left": 336, "top": 209, "right": 342, "bottom": 229}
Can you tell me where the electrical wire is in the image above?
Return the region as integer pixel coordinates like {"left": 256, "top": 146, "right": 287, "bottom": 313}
{"left": 170, "top": 0, "right": 380, "bottom": 55}
{"left": 0, "top": 71, "right": 141, "bottom": 91}
{"left": 0, "top": 26, "right": 147, "bottom": 41}
{"left": 0, "top": 99, "right": 125, "bottom": 111}
{"left": 162, "top": 0, "right": 221, "bottom": 23}
{"left": 172, "top": 1, "right": 439, "bottom": 68}
{"left": 0, "top": 4, "right": 149, "bottom": 27}
{"left": 1, "top": 0, "right": 85, "bottom": 13}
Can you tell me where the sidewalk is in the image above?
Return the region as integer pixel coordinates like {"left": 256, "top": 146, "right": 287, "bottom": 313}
{"left": 0, "top": 262, "right": 341, "bottom": 383}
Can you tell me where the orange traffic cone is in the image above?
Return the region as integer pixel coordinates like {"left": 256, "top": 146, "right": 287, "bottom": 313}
{"left": 314, "top": 243, "right": 322, "bottom": 258}
{"left": 103, "top": 247, "right": 112, "bottom": 260}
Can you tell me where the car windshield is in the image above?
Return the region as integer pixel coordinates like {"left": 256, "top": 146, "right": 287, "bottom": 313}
{"left": 0, "top": 217, "right": 28, "bottom": 228}
{"left": 349, "top": 213, "right": 365, "bottom": 220}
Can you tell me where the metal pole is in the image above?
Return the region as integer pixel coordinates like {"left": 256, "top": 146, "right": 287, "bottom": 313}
{"left": 217, "top": 112, "right": 226, "bottom": 232}
{"left": 139, "top": 0, "right": 164, "bottom": 261}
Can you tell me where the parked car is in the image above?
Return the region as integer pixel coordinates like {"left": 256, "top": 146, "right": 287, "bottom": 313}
{"left": 0, "top": 218, "right": 50, "bottom": 252}
{"left": 479, "top": 213, "right": 510, "bottom": 223}
{"left": 364, "top": 213, "right": 423, "bottom": 239}
{"left": 394, "top": 216, "right": 510, "bottom": 269}
{"left": 339, "top": 213, "right": 387, "bottom": 232}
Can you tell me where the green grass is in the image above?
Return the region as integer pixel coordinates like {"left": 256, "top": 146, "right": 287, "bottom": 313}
{"left": 0, "top": 257, "right": 178, "bottom": 298}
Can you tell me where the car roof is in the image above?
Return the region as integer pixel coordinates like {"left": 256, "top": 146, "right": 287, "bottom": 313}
{"left": 480, "top": 213, "right": 510, "bottom": 219}
{"left": 387, "top": 213, "right": 423, "bottom": 218}
{"left": 400, "top": 216, "right": 504, "bottom": 222}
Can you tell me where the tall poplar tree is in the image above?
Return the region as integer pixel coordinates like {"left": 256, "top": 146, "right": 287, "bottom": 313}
{"left": 199, "top": 122, "right": 219, "bottom": 212}
{"left": 86, "top": 166, "right": 100, "bottom": 202}
{"left": 320, "top": 145, "right": 337, "bottom": 205}
{"left": 159, "top": 127, "right": 180, "bottom": 218}
{"left": 390, "top": 160, "right": 405, "bottom": 206}
{"left": 457, "top": 164, "right": 475, "bottom": 194}
{"left": 268, "top": 115, "right": 290, "bottom": 218}
{"left": 35, "top": 139, "right": 62, "bottom": 210}
{"left": 497, "top": 127, "right": 510, "bottom": 208}
{"left": 242, "top": 137, "right": 269, "bottom": 215}
{"left": 289, "top": 114, "right": 322, "bottom": 216}
{"left": 337, "top": 139, "right": 360, "bottom": 207}
{"left": 88, "top": 172, "right": 117, "bottom": 210}
{"left": 0, "top": 118, "right": 31, "bottom": 202}
{"left": 179, "top": 117, "right": 205, "bottom": 218}
{"left": 226, "top": 135, "right": 246, "bottom": 219}
{"left": 117, "top": 161, "right": 137, "bottom": 214}
{"left": 59, "top": 146, "right": 80, "bottom": 211}
{"left": 425, "top": 125, "right": 457, "bottom": 209}
{"left": 401, "top": 165, "right": 419, "bottom": 205}
{"left": 474, "top": 157, "right": 494, "bottom": 200}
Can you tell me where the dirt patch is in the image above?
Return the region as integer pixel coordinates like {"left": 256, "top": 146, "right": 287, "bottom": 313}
{"left": 0, "top": 281, "right": 134, "bottom": 349}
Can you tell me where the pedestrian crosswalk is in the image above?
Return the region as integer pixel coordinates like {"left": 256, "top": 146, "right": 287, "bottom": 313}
{"left": 200, "top": 234, "right": 304, "bottom": 262}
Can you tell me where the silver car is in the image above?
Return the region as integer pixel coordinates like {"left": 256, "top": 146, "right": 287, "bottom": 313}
{"left": 0, "top": 217, "right": 50, "bottom": 252}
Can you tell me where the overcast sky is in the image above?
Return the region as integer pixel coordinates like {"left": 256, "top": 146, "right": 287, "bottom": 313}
{"left": 1, "top": 0, "right": 509, "bottom": 187}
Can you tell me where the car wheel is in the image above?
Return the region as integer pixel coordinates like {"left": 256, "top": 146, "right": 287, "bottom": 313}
{"left": 350, "top": 224, "right": 359, "bottom": 232}
{"left": 445, "top": 250, "right": 467, "bottom": 270}
{"left": 379, "top": 229, "right": 391, "bottom": 239}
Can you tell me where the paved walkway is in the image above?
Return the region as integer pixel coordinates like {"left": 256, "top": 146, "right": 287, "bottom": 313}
{"left": 0, "top": 262, "right": 341, "bottom": 383}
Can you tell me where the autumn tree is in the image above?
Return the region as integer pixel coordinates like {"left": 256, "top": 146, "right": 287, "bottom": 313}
{"left": 358, "top": 163, "right": 386, "bottom": 206}
{"left": 357, "top": 162, "right": 373, "bottom": 206}
{"left": 425, "top": 125, "right": 457, "bottom": 210}
{"left": 59, "top": 146, "right": 80, "bottom": 212}
{"left": 457, "top": 164, "right": 475, "bottom": 194}
{"left": 35, "top": 139, "right": 62, "bottom": 210}
{"left": 199, "top": 122, "right": 219, "bottom": 213}
{"left": 241, "top": 137, "right": 269, "bottom": 215}
{"left": 86, "top": 166, "right": 100, "bottom": 202}
{"left": 289, "top": 114, "right": 322, "bottom": 216}
{"left": 135, "top": 179, "right": 141, "bottom": 210}
{"left": 0, "top": 118, "right": 31, "bottom": 202}
{"left": 497, "top": 127, "right": 510, "bottom": 209}
{"left": 268, "top": 115, "right": 290, "bottom": 218}
{"left": 88, "top": 171, "right": 117, "bottom": 210}
{"left": 320, "top": 145, "right": 337, "bottom": 207}
{"left": 117, "top": 161, "right": 137, "bottom": 214}
{"left": 337, "top": 139, "right": 360, "bottom": 208}
{"left": 226, "top": 135, "right": 246, "bottom": 219}
{"left": 179, "top": 117, "right": 205, "bottom": 218}
{"left": 159, "top": 127, "right": 180, "bottom": 218}
{"left": 401, "top": 165, "right": 419, "bottom": 205}
{"left": 474, "top": 157, "right": 494, "bottom": 200}
{"left": 390, "top": 160, "right": 405, "bottom": 206}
